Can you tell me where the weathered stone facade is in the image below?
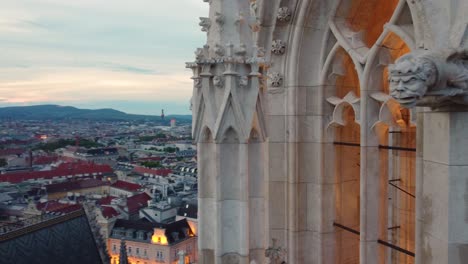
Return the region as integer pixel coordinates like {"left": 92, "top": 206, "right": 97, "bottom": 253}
{"left": 189, "top": 1, "right": 468, "bottom": 263}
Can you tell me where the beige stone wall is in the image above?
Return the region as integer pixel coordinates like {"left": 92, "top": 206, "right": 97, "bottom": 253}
{"left": 48, "top": 185, "right": 108, "bottom": 200}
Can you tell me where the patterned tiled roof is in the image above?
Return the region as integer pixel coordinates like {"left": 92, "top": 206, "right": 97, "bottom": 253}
{"left": 97, "top": 196, "right": 117, "bottom": 206}
{"left": 0, "top": 210, "right": 103, "bottom": 264}
{"left": 133, "top": 167, "right": 172, "bottom": 177}
{"left": 101, "top": 206, "right": 119, "bottom": 219}
{"left": 125, "top": 193, "right": 151, "bottom": 214}
{"left": 36, "top": 201, "right": 82, "bottom": 214}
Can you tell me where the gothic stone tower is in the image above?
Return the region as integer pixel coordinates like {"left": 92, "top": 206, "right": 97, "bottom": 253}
{"left": 187, "top": 1, "right": 268, "bottom": 263}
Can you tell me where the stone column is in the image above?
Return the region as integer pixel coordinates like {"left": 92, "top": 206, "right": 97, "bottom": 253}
{"left": 387, "top": 50, "right": 468, "bottom": 264}
{"left": 359, "top": 92, "right": 382, "bottom": 264}
{"left": 418, "top": 110, "right": 468, "bottom": 264}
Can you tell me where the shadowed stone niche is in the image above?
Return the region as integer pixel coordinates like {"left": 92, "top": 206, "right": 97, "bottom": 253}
{"left": 389, "top": 50, "right": 468, "bottom": 109}
{"left": 222, "top": 253, "right": 244, "bottom": 264}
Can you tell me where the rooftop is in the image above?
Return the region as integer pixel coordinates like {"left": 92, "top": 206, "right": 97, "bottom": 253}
{"left": 110, "top": 180, "right": 141, "bottom": 192}
{"left": 0, "top": 162, "right": 113, "bottom": 184}
{"left": 45, "top": 178, "right": 109, "bottom": 193}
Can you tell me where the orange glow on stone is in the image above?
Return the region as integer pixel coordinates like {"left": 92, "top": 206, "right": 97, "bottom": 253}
{"left": 151, "top": 228, "right": 168, "bottom": 245}
{"left": 187, "top": 221, "right": 197, "bottom": 236}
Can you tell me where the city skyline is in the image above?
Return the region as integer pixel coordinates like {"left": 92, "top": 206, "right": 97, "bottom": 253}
{"left": 0, "top": 0, "right": 208, "bottom": 115}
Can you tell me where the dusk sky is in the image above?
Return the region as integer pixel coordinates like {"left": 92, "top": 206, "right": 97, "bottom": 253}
{"left": 0, "top": 0, "right": 208, "bottom": 115}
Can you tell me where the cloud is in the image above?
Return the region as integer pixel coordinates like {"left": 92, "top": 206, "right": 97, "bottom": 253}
{"left": 100, "top": 63, "right": 157, "bottom": 75}
{"left": 0, "top": 0, "right": 208, "bottom": 113}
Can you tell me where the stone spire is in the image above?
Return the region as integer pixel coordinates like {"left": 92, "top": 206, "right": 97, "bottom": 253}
{"left": 119, "top": 239, "right": 129, "bottom": 264}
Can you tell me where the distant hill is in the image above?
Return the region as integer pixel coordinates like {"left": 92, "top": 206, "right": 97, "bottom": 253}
{"left": 0, "top": 105, "right": 192, "bottom": 122}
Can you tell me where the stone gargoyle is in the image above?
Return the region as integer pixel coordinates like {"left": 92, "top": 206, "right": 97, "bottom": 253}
{"left": 388, "top": 50, "right": 468, "bottom": 109}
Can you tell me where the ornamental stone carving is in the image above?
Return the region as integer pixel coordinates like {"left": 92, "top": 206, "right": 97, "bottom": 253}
{"left": 214, "top": 12, "right": 224, "bottom": 26}
{"left": 235, "top": 43, "right": 247, "bottom": 56}
{"left": 213, "top": 75, "right": 224, "bottom": 88}
{"left": 271, "top": 39, "right": 286, "bottom": 55}
{"left": 214, "top": 43, "right": 225, "bottom": 57}
{"left": 277, "top": 7, "right": 292, "bottom": 22}
{"left": 194, "top": 78, "right": 202, "bottom": 88}
{"left": 265, "top": 239, "right": 287, "bottom": 264}
{"left": 195, "top": 48, "right": 204, "bottom": 61}
{"left": 249, "top": 1, "right": 260, "bottom": 32}
{"left": 239, "top": 76, "right": 249, "bottom": 88}
{"left": 199, "top": 17, "right": 211, "bottom": 32}
{"left": 257, "top": 47, "right": 266, "bottom": 58}
{"left": 389, "top": 50, "right": 468, "bottom": 108}
{"left": 268, "top": 72, "right": 283, "bottom": 87}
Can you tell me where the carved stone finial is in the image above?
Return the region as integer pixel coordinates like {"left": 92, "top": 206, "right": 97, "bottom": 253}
{"left": 277, "top": 7, "right": 292, "bottom": 23}
{"left": 268, "top": 72, "right": 284, "bottom": 87}
{"left": 213, "top": 75, "right": 225, "bottom": 88}
{"left": 239, "top": 76, "right": 249, "bottom": 88}
{"left": 271, "top": 39, "right": 286, "bottom": 55}
{"left": 215, "top": 43, "right": 225, "bottom": 57}
{"left": 199, "top": 17, "right": 211, "bottom": 32}
{"left": 389, "top": 50, "right": 468, "bottom": 108}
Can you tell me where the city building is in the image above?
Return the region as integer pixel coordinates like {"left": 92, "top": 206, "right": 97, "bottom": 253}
{"left": 189, "top": 1, "right": 468, "bottom": 264}
{"left": 140, "top": 196, "right": 178, "bottom": 224}
{"left": 110, "top": 180, "right": 143, "bottom": 197}
{"left": 108, "top": 218, "right": 197, "bottom": 264}
{"left": 62, "top": 147, "right": 119, "bottom": 167}
{"left": 44, "top": 178, "right": 110, "bottom": 200}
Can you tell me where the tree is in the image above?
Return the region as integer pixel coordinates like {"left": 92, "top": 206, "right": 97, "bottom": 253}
{"left": 0, "top": 158, "right": 7, "bottom": 167}
{"left": 141, "top": 161, "right": 161, "bottom": 168}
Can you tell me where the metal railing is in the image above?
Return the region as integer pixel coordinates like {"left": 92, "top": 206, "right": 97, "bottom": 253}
{"left": 0, "top": 209, "right": 84, "bottom": 241}
{"left": 333, "top": 222, "right": 415, "bottom": 257}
